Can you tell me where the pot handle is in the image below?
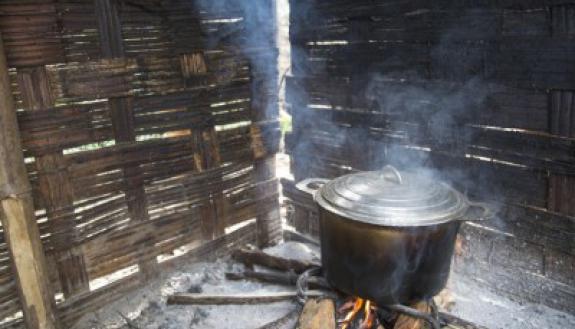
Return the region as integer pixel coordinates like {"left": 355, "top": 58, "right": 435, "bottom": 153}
{"left": 464, "top": 200, "right": 495, "bottom": 222}
{"left": 379, "top": 165, "right": 403, "bottom": 185}
{"left": 296, "top": 178, "right": 330, "bottom": 197}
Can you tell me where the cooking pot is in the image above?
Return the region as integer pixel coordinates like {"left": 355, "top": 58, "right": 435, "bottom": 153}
{"left": 296, "top": 166, "right": 492, "bottom": 305}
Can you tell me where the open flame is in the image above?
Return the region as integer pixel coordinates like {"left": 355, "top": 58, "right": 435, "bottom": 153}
{"left": 338, "top": 297, "right": 377, "bottom": 329}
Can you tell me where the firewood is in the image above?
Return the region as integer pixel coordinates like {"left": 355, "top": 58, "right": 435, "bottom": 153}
{"left": 296, "top": 299, "right": 336, "bottom": 329}
{"left": 226, "top": 270, "right": 333, "bottom": 294}
{"left": 393, "top": 301, "right": 430, "bottom": 329}
{"left": 232, "top": 248, "right": 321, "bottom": 273}
{"left": 225, "top": 270, "right": 299, "bottom": 286}
{"left": 166, "top": 291, "right": 325, "bottom": 305}
{"left": 434, "top": 289, "right": 455, "bottom": 312}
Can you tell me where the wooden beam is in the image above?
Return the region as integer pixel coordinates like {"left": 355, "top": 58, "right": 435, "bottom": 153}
{"left": 0, "top": 33, "right": 60, "bottom": 329}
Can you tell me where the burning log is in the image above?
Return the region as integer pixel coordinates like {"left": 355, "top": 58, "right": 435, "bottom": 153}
{"left": 392, "top": 301, "right": 431, "bottom": 329}
{"left": 339, "top": 298, "right": 365, "bottom": 329}
{"left": 166, "top": 291, "right": 325, "bottom": 305}
{"left": 232, "top": 248, "right": 321, "bottom": 273}
{"left": 338, "top": 298, "right": 377, "bottom": 329}
{"left": 296, "top": 299, "right": 336, "bottom": 329}
{"left": 434, "top": 289, "right": 455, "bottom": 312}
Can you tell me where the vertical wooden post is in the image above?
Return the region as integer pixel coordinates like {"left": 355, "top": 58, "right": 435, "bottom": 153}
{"left": 251, "top": 0, "right": 282, "bottom": 247}
{"left": 0, "top": 34, "right": 60, "bottom": 329}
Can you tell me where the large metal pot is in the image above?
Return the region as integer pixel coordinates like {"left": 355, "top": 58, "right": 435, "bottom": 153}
{"left": 296, "top": 166, "right": 491, "bottom": 305}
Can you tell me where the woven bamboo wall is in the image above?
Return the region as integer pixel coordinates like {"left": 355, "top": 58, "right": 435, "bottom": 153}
{"left": 0, "top": 0, "right": 280, "bottom": 327}
{"left": 284, "top": 0, "right": 575, "bottom": 313}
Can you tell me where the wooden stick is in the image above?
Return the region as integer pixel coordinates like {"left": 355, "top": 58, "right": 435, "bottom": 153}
{"left": 232, "top": 248, "right": 321, "bottom": 274}
{"left": 225, "top": 270, "right": 299, "bottom": 286}
{"left": 393, "top": 301, "right": 431, "bottom": 329}
{"left": 226, "top": 270, "right": 331, "bottom": 292}
{"left": 167, "top": 291, "right": 325, "bottom": 305}
{"left": 0, "top": 33, "right": 61, "bottom": 329}
{"left": 296, "top": 299, "right": 336, "bottom": 329}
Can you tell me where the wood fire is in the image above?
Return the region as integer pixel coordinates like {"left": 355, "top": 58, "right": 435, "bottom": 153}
{"left": 336, "top": 297, "right": 434, "bottom": 329}
{"left": 338, "top": 297, "right": 376, "bottom": 329}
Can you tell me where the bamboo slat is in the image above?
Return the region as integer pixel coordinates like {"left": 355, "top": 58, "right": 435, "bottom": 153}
{"left": 17, "top": 65, "right": 91, "bottom": 297}
{"left": 0, "top": 0, "right": 281, "bottom": 326}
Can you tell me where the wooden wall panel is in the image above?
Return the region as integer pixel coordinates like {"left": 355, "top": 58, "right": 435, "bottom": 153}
{"left": 0, "top": 0, "right": 280, "bottom": 326}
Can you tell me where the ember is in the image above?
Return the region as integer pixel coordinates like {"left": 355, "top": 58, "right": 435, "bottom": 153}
{"left": 338, "top": 297, "right": 376, "bottom": 329}
{"left": 335, "top": 297, "right": 439, "bottom": 329}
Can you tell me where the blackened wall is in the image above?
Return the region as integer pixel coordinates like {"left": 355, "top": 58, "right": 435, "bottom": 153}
{"left": 284, "top": 0, "right": 575, "bottom": 312}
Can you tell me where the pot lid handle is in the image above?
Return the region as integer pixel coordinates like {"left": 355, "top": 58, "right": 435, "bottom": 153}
{"left": 296, "top": 178, "right": 330, "bottom": 197}
{"left": 379, "top": 165, "right": 403, "bottom": 185}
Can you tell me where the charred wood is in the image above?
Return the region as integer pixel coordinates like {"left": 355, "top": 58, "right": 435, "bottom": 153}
{"left": 296, "top": 299, "right": 336, "bottom": 329}
{"left": 225, "top": 270, "right": 299, "bottom": 286}
{"left": 232, "top": 248, "right": 321, "bottom": 274}
{"left": 166, "top": 291, "right": 325, "bottom": 305}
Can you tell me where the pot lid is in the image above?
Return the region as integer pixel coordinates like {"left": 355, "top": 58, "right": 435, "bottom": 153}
{"left": 314, "top": 166, "right": 469, "bottom": 227}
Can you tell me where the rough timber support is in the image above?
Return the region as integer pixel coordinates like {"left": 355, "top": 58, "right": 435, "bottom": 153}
{"left": 0, "top": 33, "right": 61, "bottom": 329}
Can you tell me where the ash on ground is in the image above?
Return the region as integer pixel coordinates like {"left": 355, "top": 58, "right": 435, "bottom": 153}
{"left": 72, "top": 242, "right": 316, "bottom": 329}
{"left": 73, "top": 242, "right": 575, "bottom": 329}
{"left": 447, "top": 273, "right": 575, "bottom": 329}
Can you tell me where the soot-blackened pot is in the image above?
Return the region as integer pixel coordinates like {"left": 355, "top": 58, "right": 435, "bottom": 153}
{"left": 297, "top": 166, "right": 491, "bottom": 305}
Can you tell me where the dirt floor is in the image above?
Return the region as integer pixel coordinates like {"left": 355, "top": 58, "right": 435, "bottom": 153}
{"left": 72, "top": 242, "right": 316, "bottom": 329}
{"left": 72, "top": 241, "right": 575, "bottom": 329}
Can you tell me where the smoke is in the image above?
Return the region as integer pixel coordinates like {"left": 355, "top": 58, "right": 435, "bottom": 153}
{"left": 279, "top": 4, "right": 514, "bottom": 303}
{"left": 289, "top": 6, "right": 504, "bottom": 192}
{"left": 361, "top": 25, "right": 506, "bottom": 230}
{"left": 191, "top": 1, "right": 505, "bottom": 217}
{"left": 192, "top": 0, "right": 278, "bottom": 119}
